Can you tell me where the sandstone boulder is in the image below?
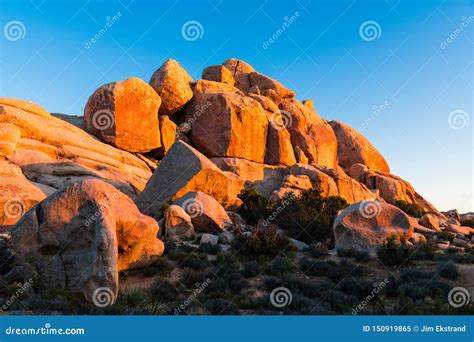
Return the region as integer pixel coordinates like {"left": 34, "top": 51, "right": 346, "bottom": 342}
{"left": 333, "top": 202, "right": 414, "bottom": 254}
{"left": 222, "top": 58, "right": 255, "bottom": 92}
{"left": 84, "top": 77, "right": 161, "bottom": 153}
{"left": 202, "top": 65, "right": 235, "bottom": 85}
{"left": 173, "top": 191, "right": 232, "bottom": 233}
{"left": 11, "top": 179, "right": 164, "bottom": 303}
{"left": 149, "top": 59, "right": 193, "bottom": 115}
{"left": 158, "top": 115, "right": 177, "bottom": 155}
{"left": 136, "top": 141, "right": 243, "bottom": 219}
{"left": 185, "top": 80, "right": 268, "bottom": 163}
{"left": 445, "top": 224, "right": 473, "bottom": 236}
{"left": 329, "top": 121, "right": 390, "bottom": 173}
{"left": 419, "top": 213, "right": 441, "bottom": 232}
{"left": 279, "top": 99, "right": 338, "bottom": 168}
{"left": 164, "top": 205, "right": 194, "bottom": 239}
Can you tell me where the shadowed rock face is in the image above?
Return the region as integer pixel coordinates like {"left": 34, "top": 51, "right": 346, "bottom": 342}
{"left": 11, "top": 179, "right": 163, "bottom": 303}
{"left": 333, "top": 201, "right": 414, "bottom": 255}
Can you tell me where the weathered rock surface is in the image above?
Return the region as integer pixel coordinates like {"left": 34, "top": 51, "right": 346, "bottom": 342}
{"left": 164, "top": 205, "right": 194, "bottom": 239}
{"left": 202, "top": 65, "right": 235, "bottom": 86}
{"left": 11, "top": 179, "right": 163, "bottom": 303}
{"left": 149, "top": 59, "right": 193, "bottom": 115}
{"left": 136, "top": 141, "right": 243, "bottom": 219}
{"left": 279, "top": 98, "right": 338, "bottom": 168}
{"left": 445, "top": 224, "right": 473, "bottom": 236}
{"left": 84, "top": 77, "right": 162, "bottom": 153}
{"left": 0, "top": 99, "right": 153, "bottom": 226}
{"left": 348, "top": 163, "right": 440, "bottom": 215}
{"left": 186, "top": 80, "right": 268, "bottom": 163}
{"left": 333, "top": 202, "right": 414, "bottom": 254}
{"left": 329, "top": 120, "right": 390, "bottom": 173}
{"left": 173, "top": 191, "right": 232, "bottom": 233}
{"left": 419, "top": 213, "right": 441, "bottom": 232}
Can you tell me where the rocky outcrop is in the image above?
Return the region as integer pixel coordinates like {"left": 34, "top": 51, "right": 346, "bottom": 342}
{"left": 0, "top": 99, "right": 153, "bottom": 226}
{"left": 149, "top": 59, "right": 193, "bottom": 115}
{"left": 84, "top": 77, "right": 162, "bottom": 153}
{"left": 419, "top": 213, "right": 441, "bottom": 232}
{"left": 329, "top": 120, "right": 390, "bottom": 173}
{"left": 348, "top": 163, "right": 440, "bottom": 215}
{"left": 136, "top": 141, "right": 243, "bottom": 219}
{"left": 333, "top": 201, "right": 414, "bottom": 254}
{"left": 173, "top": 191, "right": 232, "bottom": 233}
{"left": 164, "top": 205, "right": 195, "bottom": 239}
{"left": 11, "top": 179, "right": 163, "bottom": 303}
{"left": 185, "top": 80, "right": 269, "bottom": 163}
{"left": 202, "top": 65, "right": 235, "bottom": 86}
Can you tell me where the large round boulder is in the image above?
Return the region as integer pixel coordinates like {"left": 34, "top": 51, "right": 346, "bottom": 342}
{"left": 333, "top": 201, "right": 414, "bottom": 254}
{"left": 84, "top": 77, "right": 161, "bottom": 153}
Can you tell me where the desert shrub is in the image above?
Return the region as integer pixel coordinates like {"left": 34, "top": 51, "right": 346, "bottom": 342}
{"left": 237, "top": 188, "right": 270, "bottom": 225}
{"left": 115, "top": 287, "right": 149, "bottom": 310}
{"left": 460, "top": 219, "right": 474, "bottom": 228}
{"left": 326, "top": 260, "right": 365, "bottom": 282}
{"left": 399, "top": 268, "right": 433, "bottom": 282}
{"left": 437, "top": 231, "right": 455, "bottom": 243}
{"left": 308, "top": 243, "right": 329, "bottom": 258}
{"left": 377, "top": 236, "right": 415, "bottom": 266}
{"left": 181, "top": 269, "right": 209, "bottom": 288}
{"left": 242, "top": 260, "right": 261, "bottom": 278}
{"left": 338, "top": 277, "right": 374, "bottom": 300}
{"left": 151, "top": 280, "right": 178, "bottom": 302}
{"left": 231, "top": 226, "right": 292, "bottom": 256}
{"left": 0, "top": 247, "right": 14, "bottom": 275}
{"left": 204, "top": 299, "right": 239, "bottom": 315}
{"left": 323, "top": 290, "right": 359, "bottom": 313}
{"left": 437, "top": 261, "right": 459, "bottom": 280}
{"left": 337, "top": 248, "right": 370, "bottom": 262}
{"left": 299, "top": 258, "right": 334, "bottom": 277}
{"left": 181, "top": 252, "right": 210, "bottom": 271}
{"left": 411, "top": 242, "right": 438, "bottom": 260}
{"left": 265, "top": 256, "right": 294, "bottom": 275}
{"left": 198, "top": 242, "right": 221, "bottom": 255}
{"left": 135, "top": 257, "right": 174, "bottom": 277}
{"left": 273, "top": 189, "right": 348, "bottom": 244}
{"left": 395, "top": 200, "right": 424, "bottom": 218}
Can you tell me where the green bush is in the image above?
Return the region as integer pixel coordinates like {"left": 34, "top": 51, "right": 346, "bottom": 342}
{"left": 438, "top": 262, "right": 459, "bottom": 280}
{"left": 460, "top": 219, "right": 474, "bottom": 228}
{"left": 237, "top": 188, "right": 270, "bottom": 225}
{"left": 204, "top": 299, "right": 239, "bottom": 315}
{"left": 308, "top": 243, "right": 329, "bottom": 258}
{"left": 377, "top": 236, "right": 415, "bottom": 266}
{"left": 231, "top": 226, "right": 292, "bottom": 256}
{"left": 151, "top": 280, "right": 178, "bottom": 302}
{"left": 242, "top": 260, "right": 261, "bottom": 278}
{"left": 437, "top": 231, "right": 455, "bottom": 243}
{"left": 395, "top": 200, "right": 425, "bottom": 218}
{"left": 265, "top": 256, "right": 294, "bottom": 275}
{"left": 272, "top": 189, "right": 348, "bottom": 244}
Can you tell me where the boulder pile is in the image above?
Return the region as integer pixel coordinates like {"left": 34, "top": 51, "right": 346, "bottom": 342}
{"left": 0, "top": 58, "right": 471, "bottom": 303}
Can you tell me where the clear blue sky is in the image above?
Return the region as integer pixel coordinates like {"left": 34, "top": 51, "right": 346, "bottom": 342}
{"left": 1, "top": 0, "right": 472, "bottom": 212}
